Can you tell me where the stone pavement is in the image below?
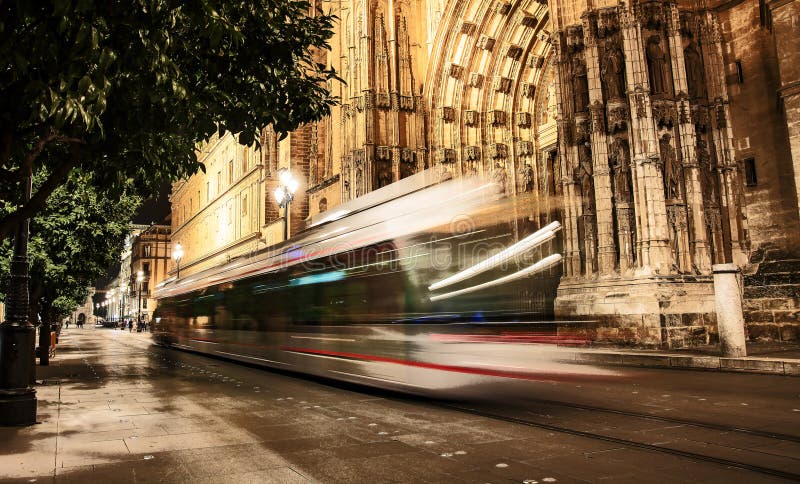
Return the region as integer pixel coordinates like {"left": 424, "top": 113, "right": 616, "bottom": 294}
{"left": 1, "top": 327, "right": 798, "bottom": 483}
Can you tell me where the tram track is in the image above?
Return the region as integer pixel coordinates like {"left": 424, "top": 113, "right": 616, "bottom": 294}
{"left": 517, "top": 397, "right": 800, "bottom": 444}
{"left": 440, "top": 401, "right": 800, "bottom": 481}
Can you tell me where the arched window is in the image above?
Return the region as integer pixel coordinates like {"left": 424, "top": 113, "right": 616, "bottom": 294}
{"left": 319, "top": 198, "right": 328, "bottom": 213}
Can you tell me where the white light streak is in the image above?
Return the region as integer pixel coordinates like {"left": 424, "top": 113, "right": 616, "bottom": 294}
{"left": 429, "top": 253, "right": 563, "bottom": 302}
{"left": 429, "top": 221, "right": 561, "bottom": 291}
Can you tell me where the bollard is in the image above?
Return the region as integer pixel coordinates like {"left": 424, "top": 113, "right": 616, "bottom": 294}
{"left": 713, "top": 263, "right": 747, "bottom": 358}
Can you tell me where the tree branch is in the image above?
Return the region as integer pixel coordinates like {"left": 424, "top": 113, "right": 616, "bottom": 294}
{"left": 0, "top": 157, "right": 79, "bottom": 243}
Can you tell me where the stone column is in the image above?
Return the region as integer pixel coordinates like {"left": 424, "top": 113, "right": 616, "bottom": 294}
{"left": 666, "top": 3, "right": 711, "bottom": 273}
{"left": 620, "top": 6, "right": 671, "bottom": 274}
{"left": 583, "top": 15, "right": 617, "bottom": 275}
{"left": 702, "top": 12, "right": 748, "bottom": 265}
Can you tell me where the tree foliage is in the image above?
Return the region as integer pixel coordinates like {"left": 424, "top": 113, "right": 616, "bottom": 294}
{"left": 0, "top": 0, "right": 338, "bottom": 240}
{"left": 0, "top": 169, "right": 141, "bottom": 323}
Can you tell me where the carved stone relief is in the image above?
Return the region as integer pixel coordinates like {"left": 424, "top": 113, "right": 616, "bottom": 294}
{"left": 646, "top": 34, "right": 670, "bottom": 96}
{"left": 683, "top": 40, "right": 706, "bottom": 100}
{"left": 601, "top": 41, "right": 626, "bottom": 100}
{"left": 519, "top": 163, "right": 535, "bottom": 192}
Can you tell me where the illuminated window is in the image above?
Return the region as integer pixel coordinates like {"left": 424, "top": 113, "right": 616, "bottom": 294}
{"left": 143, "top": 245, "right": 151, "bottom": 257}
{"left": 242, "top": 149, "right": 249, "bottom": 173}
{"left": 206, "top": 181, "right": 211, "bottom": 201}
{"left": 242, "top": 194, "right": 248, "bottom": 216}
{"left": 228, "top": 159, "right": 233, "bottom": 184}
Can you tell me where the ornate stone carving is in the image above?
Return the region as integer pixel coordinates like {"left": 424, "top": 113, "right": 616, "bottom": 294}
{"left": 637, "top": 1, "right": 664, "bottom": 30}
{"left": 522, "top": 82, "right": 536, "bottom": 99}
{"left": 659, "top": 134, "right": 682, "bottom": 200}
{"left": 528, "top": 55, "right": 545, "bottom": 69}
{"left": 521, "top": 15, "right": 538, "bottom": 28}
{"left": 449, "top": 63, "right": 465, "bottom": 79}
{"left": 488, "top": 143, "right": 509, "bottom": 159}
{"left": 494, "top": 76, "right": 513, "bottom": 93}
{"left": 436, "top": 148, "right": 457, "bottom": 164}
{"left": 439, "top": 106, "right": 455, "bottom": 122}
{"left": 495, "top": 1, "right": 512, "bottom": 15}
{"left": 506, "top": 44, "right": 523, "bottom": 60}
{"left": 609, "top": 137, "right": 632, "bottom": 203}
{"left": 491, "top": 161, "right": 508, "bottom": 194}
{"left": 516, "top": 112, "right": 532, "bottom": 128}
{"left": 590, "top": 101, "right": 605, "bottom": 134}
{"left": 715, "top": 104, "right": 727, "bottom": 128}
{"left": 517, "top": 141, "right": 534, "bottom": 156}
{"left": 477, "top": 35, "right": 496, "bottom": 51}
{"left": 633, "top": 89, "right": 647, "bottom": 118}
{"left": 601, "top": 42, "right": 626, "bottom": 100}
{"left": 487, "top": 110, "right": 506, "bottom": 126}
{"left": 684, "top": 40, "right": 706, "bottom": 100}
{"left": 376, "top": 145, "right": 391, "bottom": 161}
{"left": 571, "top": 57, "right": 590, "bottom": 112}
{"left": 692, "top": 106, "right": 709, "bottom": 132}
{"left": 646, "top": 35, "right": 670, "bottom": 96}
{"left": 460, "top": 21, "right": 477, "bottom": 36}
{"left": 652, "top": 100, "right": 677, "bottom": 129}
{"left": 468, "top": 73, "right": 484, "bottom": 88}
{"left": 376, "top": 92, "right": 391, "bottom": 108}
{"left": 464, "top": 110, "right": 480, "bottom": 126}
{"left": 464, "top": 145, "right": 481, "bottom": 161}
{"left": 606, "top": 103, "right": 628, "bottom": 134}
{"left": 558, "top": 119, "right": 573, "bottom": 146}
{"left": 400, "top": 148, "right": 415, "bottom": 164}
{"left": 596, "top": 7, "right": 619, "bottom": 38}
{"left": 519, "top": 163, "right": 535, "bottom": 192}
{"left": 566, "top": 25, "right": 584, "bottom": 53}
{"left": 399, "top": 95, "right": 414, "bottom": 111}
{"left": 574, "top": 113, "right": 590, "bottom": 145}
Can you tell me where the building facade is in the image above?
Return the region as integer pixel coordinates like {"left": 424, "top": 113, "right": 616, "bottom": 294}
{"left": 129, "top": 224, "right": 171, "bottom": 322}
{"left": 173, "top": 0, "right": 800, "bottom": 346}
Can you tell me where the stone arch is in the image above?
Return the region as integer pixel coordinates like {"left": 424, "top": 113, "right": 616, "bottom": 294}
{"left": 423, "top": 0, "right": 555, "bottom": 192}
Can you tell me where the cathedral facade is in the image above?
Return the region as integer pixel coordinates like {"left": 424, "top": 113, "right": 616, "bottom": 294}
{"left": 173, "top": 0, "right": 800, "bottom": 347}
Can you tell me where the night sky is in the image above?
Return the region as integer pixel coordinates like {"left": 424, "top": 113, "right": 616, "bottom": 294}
{"left": 94, "top": 182, "right": 172, "bottom": 289}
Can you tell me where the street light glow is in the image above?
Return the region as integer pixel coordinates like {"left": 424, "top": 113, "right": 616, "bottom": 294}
{"left": 273, "top": 186, "right": 286, "bottom": 204}
{"left": 274, "top": 169, "right": 299, "bottom": 242}
{"left": 137, "top": 270, "right": 144, "bottom": 283}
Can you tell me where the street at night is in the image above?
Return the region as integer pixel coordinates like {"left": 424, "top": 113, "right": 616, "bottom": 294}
{"left": 1, "top": 327, "right": 798, "bottom": 482}
{"left": 2, "top": 0, "right": 800, "bottom": 482}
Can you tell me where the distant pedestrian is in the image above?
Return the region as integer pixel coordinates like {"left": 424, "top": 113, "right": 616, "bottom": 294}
{"left": 128, "top": 320, "right": 133, "bottom": 332}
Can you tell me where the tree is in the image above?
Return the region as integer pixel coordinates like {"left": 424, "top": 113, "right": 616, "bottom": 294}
{"left": 0, "top": 0, "right": 339, "bottom": 240}
{"left": 0, "top": 169, "right": 141, "bottom": 324}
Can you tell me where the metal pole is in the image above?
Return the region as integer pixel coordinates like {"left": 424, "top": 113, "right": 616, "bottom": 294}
{"left": 0, "top": 171, "right": 37, "bottom": 425}
{"left": 177, "top": 260, "right": 180, "bottom": 279}
{"left": 137, "top": 283, "right": 141, "bottom": 327}
{"left": 283, "top": 202, "right": 289, "bottom": 241}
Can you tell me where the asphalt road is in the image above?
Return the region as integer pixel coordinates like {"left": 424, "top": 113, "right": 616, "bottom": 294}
{"left": 1, "top": 327, "right": 798, "bottom": 483}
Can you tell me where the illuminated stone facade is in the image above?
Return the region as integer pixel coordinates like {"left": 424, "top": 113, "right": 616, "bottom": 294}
{"left": 174, "top": 0, "right": 800, "bottom": 346}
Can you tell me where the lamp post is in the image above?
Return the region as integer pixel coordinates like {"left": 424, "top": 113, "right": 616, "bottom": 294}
{"left": 0, "top": 170, "right": 37, "bottom": 425}
{"left": 136, "top": 270, "right": 144, "bottom": 327}
{"left": 173, "top": 243, "right": 184, "bottom": 279}
{"left": 273, "top": 169, "right": 299, "bottom": 241}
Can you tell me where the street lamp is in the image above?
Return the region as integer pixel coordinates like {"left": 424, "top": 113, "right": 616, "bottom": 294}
{"left": 273, "top": 169, "right": 299, "bottom": 241}
{"left": 136, "top": 270, "right": 144, "bottom": 326}
{"left": 173, "top": 242, "right": 184, "bottom": 279}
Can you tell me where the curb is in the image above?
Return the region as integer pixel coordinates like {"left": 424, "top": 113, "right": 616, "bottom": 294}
{"left": 566, "top": 351, "right": 800, "bottom": 376}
